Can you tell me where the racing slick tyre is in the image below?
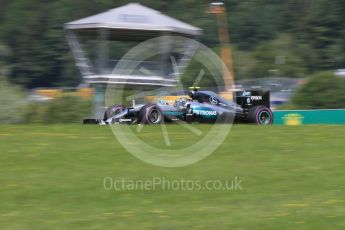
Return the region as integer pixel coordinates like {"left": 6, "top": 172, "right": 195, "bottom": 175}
{"left": 104, "top": 105, "right": 126, "bottom": 122}
{"left": 248, "top": 106, "right": 274, "bottom": 125}
{"left": 139, "top": 104, "right": 163, "bottom": 124}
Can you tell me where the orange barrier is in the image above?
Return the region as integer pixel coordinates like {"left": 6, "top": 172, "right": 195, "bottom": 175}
{"left": 34, "top": 88, "right": 93, "bottom": 100}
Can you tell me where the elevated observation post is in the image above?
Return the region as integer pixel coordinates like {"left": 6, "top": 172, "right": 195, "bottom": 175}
{"left": 64, "top": 3, "right": 202, "bottom": 117}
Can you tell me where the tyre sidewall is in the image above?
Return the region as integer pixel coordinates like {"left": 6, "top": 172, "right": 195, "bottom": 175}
{"left": 104, "top": 105, "right": 125, "bottom": 121}
{"left": 139, "top": 104, "right": 163, "bottom": 124}
{"left": 248, "top": 106, "right": 274, "bottom": 125}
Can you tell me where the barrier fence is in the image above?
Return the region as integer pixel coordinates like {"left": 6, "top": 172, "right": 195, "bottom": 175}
{"left": 273, "top": 109, "right": 345, "bottom": 125}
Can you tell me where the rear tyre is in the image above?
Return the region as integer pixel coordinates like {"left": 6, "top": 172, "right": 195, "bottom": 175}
{"left": 139, "top": 104, "right": 163, "bottom": 124}
{"left": 248, "top": 106, "right": 273, "bottom": 125}
{"left": 104, "top": 105, "right": 126, "bottom": 121}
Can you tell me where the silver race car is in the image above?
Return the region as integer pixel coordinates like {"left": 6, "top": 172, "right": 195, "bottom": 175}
{"left": 84, "top": 87, "right": 273, "bottom": 125}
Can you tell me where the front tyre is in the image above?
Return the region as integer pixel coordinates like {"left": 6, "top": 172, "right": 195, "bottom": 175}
{"left": 104, "top": 105, "right": 126, "bottom": 121}
{"left": 139, "top": 104, "right": 163, "bottom": 124}
{"left": 248, "top": 106, "right": 274, "bottom": 125}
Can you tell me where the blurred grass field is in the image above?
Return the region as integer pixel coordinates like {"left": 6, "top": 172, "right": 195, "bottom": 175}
{"left": 0, "top": 124, "right": 345, "bottom": 229}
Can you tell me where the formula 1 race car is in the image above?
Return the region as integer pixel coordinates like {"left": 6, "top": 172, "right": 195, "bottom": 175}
{"left": 84, "top": 87, "right": 274, "bottom": 125}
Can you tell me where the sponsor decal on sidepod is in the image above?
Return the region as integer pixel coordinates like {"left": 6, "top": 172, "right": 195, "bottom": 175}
{"left": 194, "top": 110, "right": 217, "bottom": 116}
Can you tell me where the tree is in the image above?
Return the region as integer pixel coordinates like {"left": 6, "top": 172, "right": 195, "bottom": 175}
{"left": 298, "top": 0, "right": 345, "bottom": 70}
{"left": 292, "top": 72, "right": 345, "bottom": 109}
{"left": 230, "top": 1, "right": 281, "bottom": 50}
{"left": 0, "top": 43, "right": 10, "bottom": 77}
{"left": 0, "top": 0, "right": 345, "bottom": 88}
{"left": 248, "top": 34, "right": 306, "bottom": 78}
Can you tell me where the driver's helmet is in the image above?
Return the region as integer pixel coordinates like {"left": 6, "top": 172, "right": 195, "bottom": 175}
{"left": 174, "top": 97, "right": 188, "bottom": 107}
{"left": 188, "top": 91, "right": 195, "bottom": 100}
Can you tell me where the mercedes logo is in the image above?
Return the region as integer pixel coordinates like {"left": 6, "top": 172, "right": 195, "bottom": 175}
{"left": 210, "top": 96, "right": 218, "bottom": 105}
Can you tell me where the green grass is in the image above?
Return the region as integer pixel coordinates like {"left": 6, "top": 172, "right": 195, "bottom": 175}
{"left": 0, "top": 125, "right": 345, "bottom": 229}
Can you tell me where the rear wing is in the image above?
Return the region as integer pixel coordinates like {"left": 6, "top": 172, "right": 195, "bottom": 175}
{"left": 234, "top": 90, "right": 270, "bottom": 109}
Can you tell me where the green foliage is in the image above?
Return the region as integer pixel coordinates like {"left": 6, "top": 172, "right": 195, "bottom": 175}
{"left": 299, "top": 0, "right": 345, "bottom": 70}
{"left": 230, "top": 1, "right": 281, "bottom": 50}
{"left": 25, "top": 95, "right": 92, "bottom": 123}
{"left": 0, "top": 0, "right": 345, "bottom": 87}
{"left": 182, "top": 56, "right": 221, "bottom": 88}
{"left": 292, "top": 72, "right": 345, "bottom": 109}
{"left": 0, "top": 77, "right": 27, "bottom": 124}
{"left": 24, "top": 103, "right": 49, "bottom": 124}
{"left": 0, "top": 43, "right": 10, "bottom": 77}
{"left": 248, "top": 34, "right": 307, "bottom": 79}
{"left": 232, "top": 48, "right": 256, "bottom": 80}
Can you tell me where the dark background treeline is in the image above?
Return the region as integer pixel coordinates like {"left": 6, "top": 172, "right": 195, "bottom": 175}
{"left": 0, "top": 0, "right": 344, "bottom": 88}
